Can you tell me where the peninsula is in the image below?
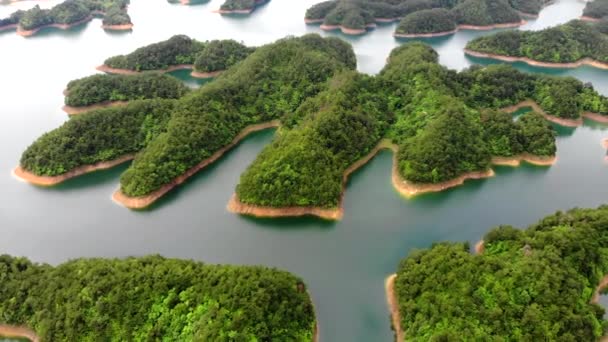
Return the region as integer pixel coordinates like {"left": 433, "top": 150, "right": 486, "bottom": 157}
{"left": 217, "top": 0, "right": 268, "bottom": 14}
{"left": 16, "top": 39, "right": 608, "bottom": 218}
{"left": 305, "top": 0, "right": 550, "bottom": 37}
{"left": 99, "top": 35, "right": 254, "bottom": 78}
{"left": 0, "top": 254, "right": 316, "bottom": 341}
{"left": 465, "top": 20, "right": 608, "bottom": 70}
{"left": 388, "top": 205, "right": 608, "bottom": 340}
{"left": 0, "top": 0, "right": 132, "bottom": 37}
{"left": 582, "top": 0, "right": 608, "bottom": 22}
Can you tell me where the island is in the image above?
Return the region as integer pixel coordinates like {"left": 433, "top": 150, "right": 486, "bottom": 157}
{"left": 0, "top": 0, "right": 132, "bottom": 37}
{"left": 62, "top": 73, "right": 189, "bottom": 115}
{"left": 387, "top": 205, "right": 608, "bottom": 340}
{"left": 15, "top": 38, "right": 608, "bottom": 218}
{"left": 217, "top": 0, "right": 268, "bottom": 14}
{"left": 465, "top": 20, "right": 608, "bottom": 70}
{"left": 582, "top": 0, "right": 608, "bottom": 22}
{"left": 305, "top": 0, "right": 550, "bottom": 36}
{"left": 0, "top": 254, "right": 316, "bottom": 341}
{"left": 98, "top": 35, "right": 254, "bottom": 79}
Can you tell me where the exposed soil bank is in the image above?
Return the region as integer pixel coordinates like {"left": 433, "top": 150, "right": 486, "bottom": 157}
{"left": 13, "top": 154, "right": 134, "bottom": 186}
{"left": 385, "top": 274, "right": 405, "bottom": 342}
{"left": 320, "top": 23, "right": 376, "bottom": 35}
{"left": 591, "top": 274, "right": 608, "bottom": 304}
{"left": 491, "top": 154, "right": 556, "bottom": 167}
{"left": 0, "top": 24, "right": 17, "bottom": 32}
{"left": 500, "top": 100, "right": 608, "bottom": 127}
{"left": 304, "top": 18, "right": 324, "bottom": 24}
{"left": 580, "top": 15, "right": 602, "bottom": 22}
{"left": 112, "top": 121, "right": 280, "bottom": 209}
{"left": 101, "top": 23, "right": 133, "bottom": 30}
{"left": 475, "top": 240, "right": 485, "bottom": 254}
{"left": 17, "top": 16, "right": 94, "bottom": 37}
{"left": 395, "top": 21, "right": 525, "bottom": 38}
{"left": 227, "top": 140, "right": 395, "bottom": 220}
{"left": 190, "top": 69, "right": 223, "bottom": 78}
{"left": 96, "top": 64, "right": 194, "bottom": 75}
{"left": 62, "top": 100, "right": 129, "bottom": 115}
{"left": 465, "top": 49, "right": 608, "bottom": 70}
{"left": 0, "top": 325, "right": 38, "bottom": 342}
{"left": 603, "top": 138, "right": 608, "bottom": 149}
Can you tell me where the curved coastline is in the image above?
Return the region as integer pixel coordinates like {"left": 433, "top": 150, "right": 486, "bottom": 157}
{"left": 580, "top": 15, "right": 602, "bottom": 22}
{"left": 464, "top": 48, "right": 608, "bottom": 71}
{"left": 13, "top": 154, "right": 134, "bottom": 186}
{"left": 385, "top": 274, "right": 405, "bottom": 342}
{"left": 474, "top": 239, "right": 485, "bottom": 254}
{"left": 0, "top": 23, "right": 17, "bottom": 32}
{"left": 0, "top": 325, "right": 38, "bottom": 342}
{"left": 319, "top": 23, "right": 376, "bottom": 36}
{"left": 112, "top": 121, "right": 281, "bottom": 209}
{"left": 97, "top": 64, "right": 220, "bottom": 78}
{"left": 591, "top": 274, "right": 608, "bottom": 304}
{"left": 16, "top": 15, "right": 94, "bottom": 37}
{"left": 101, "top": 23, "right": 133, "bottom": 30}
{"left": 62, "top": 100, "right": 129, "bottom": 115}
{"left": 394, "top": 21, "right": 526, "bottom": 38}
{"left": 499, "top": 99, "right": 608, "bottom": 127}
{"left": 491, "top": 154, "right": 556, "bottom": 166}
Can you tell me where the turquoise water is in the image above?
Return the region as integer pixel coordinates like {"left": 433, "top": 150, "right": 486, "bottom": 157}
{"left": 1, "top": 0, "right": 608, "bottom": 341}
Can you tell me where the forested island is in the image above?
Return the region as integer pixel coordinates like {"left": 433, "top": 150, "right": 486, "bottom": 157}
{"left": 15, "top": 37, "right": 608, "bottom": 218}
{"left": 465, "top": 20, "right": 608, "bottom": 70}
{"left": 0, "top": 0, "right": 132, "bottom": 36}
{"left": 63, "top": 73, "right": 189, "bottom": 114}
{"left": 387, "top": 205, "right": 608, "bottom": 340}
{"left": 0, "top": 254, "right": 316, "bottom": 341}
{"left": 98, "top": 35, "right": 254, "bottom": 78}
{"left": 582, "top": 0, "right": 608, "bottom": 22}
{"left": 217, "top": 0, "right": 268, "bottom": 14}
{"left": 305, "top": 0, "right": 549, "bottom": 36}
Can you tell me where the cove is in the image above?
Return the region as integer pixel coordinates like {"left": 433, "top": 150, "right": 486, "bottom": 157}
{"left": 2, "top": 0, "right": 608, "bottom": 341}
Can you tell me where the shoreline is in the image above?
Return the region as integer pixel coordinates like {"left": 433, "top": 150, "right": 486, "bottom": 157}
{"left": 580, "top": 15, "right": 602, "bottom": 22}
{"left": 62, "top": 100, "right": 129, "bottom": 115}
{"left": 101, "top": 23, "right": 133, "bottom": 30}
{"left": 474, "top": 240, "right": 485, "bottom": 254}
{"left": 112, "top": 121, "right": 281, "bottom": 209}
{"left": 591, "top": 275, "right": 608, "bottom": 304}
{"left": 319, "top": 23, "right": 376, "bottom": 35}
{"left": 0, "top": 23, "right": 17, "bottom": 32}
{"left": 190, "top": 69, "right": 223, "bottom": 78}
{"left": 97, "top": 64, "right": 221, "bottom": 78}
{"left": 13, "top": 154, "right": 134, "bottom": 186}
{"left": 227, "top": 139, "right": 395, "bottom": 220}
{"left": 395, "top": 20, "right": 526, "bottom": 38}
{"left": 17, "top": 16, "right": 94, "bottom": 37}
{"left": 464, "top": 49, "right": 608, "bottom": 70}
{"left": 0, "top": 325, "right": 38, "bottom": 342}
{"left": 491, "top": 154, "right": 556, "bottom": 167}
{"left": 603, "top": 138, "right": 608, "bottom": 149}
{"left": 385, "top": 274, "right": 405, "bottom": 342}
{"left": 501, "top": 100, "right": 589, "bottom": 127}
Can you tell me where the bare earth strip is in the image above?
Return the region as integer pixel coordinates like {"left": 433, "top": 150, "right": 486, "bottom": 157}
{"left": 0, "top": 325, "right": 39, "bottom": 342}
{"left": 13, "top": 154, "right": 135, "bottom": 186}
{"left": 385, "top": 274, "right": 405, "bottom": 342}
{"left": 62, "top": 100, "right": 129, "bottom": 115}
{"left": 97, "top": 64, "right": 221, "bottom": 78}
{"left": 112, "top": 121, "right": 281, "bottom": 209}
{"left": 465, "top": 49, "right": 608, "bottom": 71}
{"left": 395, "top": 20, "right": 526, "bottom": 38}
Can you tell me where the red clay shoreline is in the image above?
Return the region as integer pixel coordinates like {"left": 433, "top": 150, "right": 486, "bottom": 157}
{"left": 62, "top": 100, "right": 129, "bottom": 115}
{"left": 0, "top": 325, "right": 38, "bottom": 342}
{"left": 112, "top": 121, "right": 281, "bottom": 209}
{"left": 319, "top": 23, "right": 376, "bottom": 35}
{"left": 13, "top": 154, "right": 134, "bottom": 186}
{"left": 96, "top": 64, "right": 223, "bottom": 79}
{"left": 101, "top": 23, "right": 133, "bottom": 30}
{"left": 464, "top": 49, "right": 608, "bottom": 70}
{"left": 17, "top": 15, "right": 95, "bottom": 37}
{"left": 501, "top": 99, "right": 608, "bottom": 127}
{"left": 580, "top": 15, "right": 602, "bottom": 22}
{"left": 385, "top": 274, "right": 405, "bottom": 342}
{"left": 395, "top": 20, "right": 526, "bottom": 38}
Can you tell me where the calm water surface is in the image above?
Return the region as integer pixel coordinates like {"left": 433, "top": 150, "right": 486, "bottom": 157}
{"left": 1, "top": 0, "right": 608, "bottom": 341}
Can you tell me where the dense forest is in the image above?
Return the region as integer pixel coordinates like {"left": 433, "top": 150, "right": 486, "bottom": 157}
{"left": 466, "top": 20, "right": 608, "bottom": 64}
{"left": 393, "top": 205, "right": 608, "bottom": 340}
{"left": 306, "top": 0, "right": 541, "bottom": 36}
{"left": 103, "top": 35, "right": 253, "bottom": 73}
{"left": 583, "top": 0, "right": 608, "bottom": 20}
{"left": 220, "top": 0, "right": 267, "bottom": 12}
{"left": 0, "top": 254, "right": 315, "bottom": 340}
{"left": 19, "top": 38, "right": 608, "bottom": 211}
{"left": 0, "top": 0, "right": 131, "bottom": 32}
{"left": 64, "top": 73, "right": 189, "bottom": 107}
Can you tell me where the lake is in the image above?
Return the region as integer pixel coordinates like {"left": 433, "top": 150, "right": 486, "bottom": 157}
{"left": 1, "top": 0, "right": 607, "bottom": 341}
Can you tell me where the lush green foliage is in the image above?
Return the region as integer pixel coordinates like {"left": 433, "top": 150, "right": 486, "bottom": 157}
{"left": 466, "top": 20, "right": 608, "bottom": 63}
{"left": 452, "top": 0, "right": 520, "bottom": 26}
{"left": 119, "top": 34, "right": 356, "bottom": 197}
{"left": 396, "top": 8, "right": 455, "bottom": 34}
{"left": 0, "top": 0, "right": 131, "bottom": 31}
{"left": 193, "top": 40, "right": 254, "bottom": 73}
{"left": 104, "top": 35, "right": 206, "bottom": 71}
{"left": 236, "top": 72, "right": 392, "bottom": 208}
{"left": 0, "top": 254, "right": 315, "bottom": 341}
{"left": 20, "top": 100, "right": 174, "bottom": 176}
{"left": 104, "top": 35, "right": 253, "bottom": 73}
{"left": 508, "top": 0, "right": 549, "bottom": 15}
{"left": 394, "top": 206, "right": 608, "bottom": 340}
{"left": 65, "top": 73, "right": 189, "bottom": 107}
{"left": 220, "top": 0, "right": 264, "bottom": 11}
{"left": 305, "top": 0, "right": 337, "bottom": 20}
{"left": 584, "top": 0, "right": 608, "bottom": 19}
